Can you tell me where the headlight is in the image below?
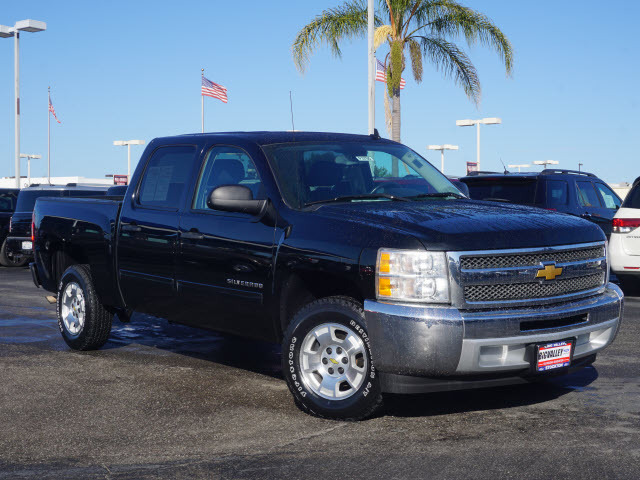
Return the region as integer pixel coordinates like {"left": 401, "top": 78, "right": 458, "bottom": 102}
{"left": 376, "top": 249, "right": 450, "bottom": 303}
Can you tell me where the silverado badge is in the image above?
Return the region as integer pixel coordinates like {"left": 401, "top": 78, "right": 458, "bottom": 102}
{"left": 536, "top": 263, "right": 563, "bottom": 281}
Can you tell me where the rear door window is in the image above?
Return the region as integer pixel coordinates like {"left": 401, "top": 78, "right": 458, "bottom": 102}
{"left": 546, "top": 180, "right": 568, "bottom": 207}
{"left": 138, "top": 145, "right": 198, "bottom": 209}
{"left": 594, "top": 183, "right": 621, "bottom": 210}
{"left": 576, "top": 182, "right": 602, "bottom": 208}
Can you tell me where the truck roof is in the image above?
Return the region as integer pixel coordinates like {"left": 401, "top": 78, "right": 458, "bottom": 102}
{"left": 173, "top": 131, "right": 398, "bottom": 146}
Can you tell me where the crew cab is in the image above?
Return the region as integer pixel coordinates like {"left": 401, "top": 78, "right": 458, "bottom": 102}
{"left": 0, "top": 188, "right": 20, "bottom": 267}
{"left": 6, "top": 184, "right": 110, "bottom": 267}
{"left": 31, "top": 132, "right": 623, "bottom": 420}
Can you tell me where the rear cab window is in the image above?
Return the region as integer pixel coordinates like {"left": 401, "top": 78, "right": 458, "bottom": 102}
{"left": 15, "top": 190, "right": 64, "bottom": 213}
{"left": 0, "top": 191, "right": 18, "bottom": 212}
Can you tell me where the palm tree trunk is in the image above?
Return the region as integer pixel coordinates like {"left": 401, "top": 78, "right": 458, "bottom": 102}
{"left": 391, "top": 92, "right": 401, "bottom": 176}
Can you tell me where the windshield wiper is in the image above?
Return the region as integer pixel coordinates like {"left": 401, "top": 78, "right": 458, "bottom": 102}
{"left": 304, "top": 193, "right": 411, "bottom": 207}
{"left": 407, "top": 192, "right": 465, "bottom": 200}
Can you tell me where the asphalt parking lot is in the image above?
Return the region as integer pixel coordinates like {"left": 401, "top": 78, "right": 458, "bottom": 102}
{"left": 0, "top": 267, "right": 638, "bottom": 479}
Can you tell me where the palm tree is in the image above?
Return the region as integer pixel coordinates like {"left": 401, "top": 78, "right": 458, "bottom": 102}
{"left": 293, "top": 0, "right": 513, "bottom": 144}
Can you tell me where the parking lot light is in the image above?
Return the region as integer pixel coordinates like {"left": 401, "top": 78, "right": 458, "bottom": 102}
{"left": 428, "top": 144, "right": 459, "bottom": 174}
{"left": 456, "top": 117, "right": 502, "bottom": 170}
{"left": 508, "top": 164, "right": 530, "bottom": 173}
{"left": 20, "top": 153, "right": 42, "bottom": 186}
{"left": 0, "top": 20, "right": 47, "bottom": 188}
{"left": 533, "top": 160, "right": 559, "bottom": 170}
{"left": 113, "top": 140, "right": 145, "bottom": 180}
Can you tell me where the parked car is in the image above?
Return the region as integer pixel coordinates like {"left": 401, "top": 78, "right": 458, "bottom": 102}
{"left": 461, "top": 169, "right": 622, "bottom": 237}
{"left": 31, "top": 132, "right": 622, "bottom": 420}
{"left": 0, "top": 188, "right": 20, "bottom": 267}
{"left": 5, "top": 184, "right": 110, "bottom": 267}
{"left": 610, "top": 176, "right": 640, "bottom": 289}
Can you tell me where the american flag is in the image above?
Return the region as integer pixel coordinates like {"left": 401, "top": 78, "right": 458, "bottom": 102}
{"left": 49, "top": 95, "right": 61, "bottom": 123}
{"left": 201, "top": 76, "right": 228, "bottom": 103}
{"left": 376, "top": 59, "right": 406, "bottom": 90}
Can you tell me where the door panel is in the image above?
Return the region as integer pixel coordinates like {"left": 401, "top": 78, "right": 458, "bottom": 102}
{"left": 576, "top": 181, "right": 611, "bottom": 235}
{"left": 117, "top": 145, "right": 199, "bottom": 317}
{"left": 175, "top": 145, "right": 276, "bottom": 339}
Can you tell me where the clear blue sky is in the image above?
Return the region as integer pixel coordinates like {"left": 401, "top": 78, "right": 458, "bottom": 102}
{"left": 1, "top": 0, "right": 639, "bottom": 183}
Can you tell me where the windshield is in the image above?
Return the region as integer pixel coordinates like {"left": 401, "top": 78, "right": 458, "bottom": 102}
{"left": 262, "top": 141, "right": 460, "bottom": 208}
{"left": 0, "top": 191, "right": 18, "bottom": 213}
{"left": 465, "top": 178, "right": 538, "bottom": 204}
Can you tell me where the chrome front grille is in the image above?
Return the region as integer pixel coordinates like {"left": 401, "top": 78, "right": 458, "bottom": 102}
{"left": 449, "top": 242, "right": 608, "bottom": 308}
{"left": 459, "top": 246, "right": 605, "bottom": 270}
{"left": 464, "top": 272, "right": 605, "bottom": 302}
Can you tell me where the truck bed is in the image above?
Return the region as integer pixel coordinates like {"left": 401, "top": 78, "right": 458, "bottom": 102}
{"left": 33, "top": 196, "right": 123, "bottom": 308}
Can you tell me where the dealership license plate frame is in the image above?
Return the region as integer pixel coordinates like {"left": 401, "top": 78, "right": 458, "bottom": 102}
{"left": 21, "top": 241, "right": 33, "bottom": 251}
{"left": 534, "top": 338, "right": 575, "bottom": 373}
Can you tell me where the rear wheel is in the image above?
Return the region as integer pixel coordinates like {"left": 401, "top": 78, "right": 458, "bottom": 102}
{"left": 282, "top": 296, "right": 382, "bottom": 420}
{"left": 0, "top": 240, "right": 28, "bottom": 267}
{"left": 57, "top": 265, "right": 113, "bottom": 350}
{"left": 616, "top": 274, "right": 640, "bottom": 296}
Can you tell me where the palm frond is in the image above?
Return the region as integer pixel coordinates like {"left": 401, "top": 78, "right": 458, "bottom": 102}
{"left": 412, "top": 0, "right": 513, "bottom": 75}
{"left": 374, "top": 25, "right": 393, "bottom": 49}
{"left": 292, "top": 1, "right": 372, "bottom": 73}
{"left": 414, "top": 35, "right": 481, "bottom": 104}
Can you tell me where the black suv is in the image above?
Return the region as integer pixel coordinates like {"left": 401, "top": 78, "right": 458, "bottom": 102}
{"left": 461, "top": 169, "right": 622, "bottom": 237}
{"left": 0, "top": 188, "right": 20, "bottom": 266}
{"left": 5, "top": 184, "right": 110, "bottom": 267}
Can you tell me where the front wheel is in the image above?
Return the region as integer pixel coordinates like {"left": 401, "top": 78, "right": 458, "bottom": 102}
{"left": 57, "top": 264, "right": 113, "bottom": 350}
{"left": 282, "top": 296, "right": 382, "bottom": 420}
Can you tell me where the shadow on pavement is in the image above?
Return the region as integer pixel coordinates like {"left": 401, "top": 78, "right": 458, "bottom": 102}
{"left": 380, "top": 365, "right": 598, "bottom": 418}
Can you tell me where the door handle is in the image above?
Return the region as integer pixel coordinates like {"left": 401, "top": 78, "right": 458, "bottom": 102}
{"left": 121, "top": 224, "right": 142, "bottom": 232}
{"left": 182, "top": 230, "right": 204, "bottom": 240}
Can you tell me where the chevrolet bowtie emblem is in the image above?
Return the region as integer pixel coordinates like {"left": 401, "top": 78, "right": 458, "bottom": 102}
{"left": 536, "top": 263, "right": 563, "bottom": 281}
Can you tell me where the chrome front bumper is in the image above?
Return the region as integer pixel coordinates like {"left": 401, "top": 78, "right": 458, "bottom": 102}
{"left": 364, "top": 283, "right": 623, "bottom": 378}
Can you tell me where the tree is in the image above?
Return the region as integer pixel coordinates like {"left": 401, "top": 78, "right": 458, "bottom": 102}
{"left": 292, "top": 0, "right": 513, "bottom": 143}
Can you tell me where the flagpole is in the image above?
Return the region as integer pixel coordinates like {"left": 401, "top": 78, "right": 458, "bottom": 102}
{"left": 367, "top": 0, "right": 375, "bottom": 135}
{"left": 47, "top": 86, "right": 51, "bottom": 184}
{"left": 201, "top": 69, "right": 204, "bottom": 133}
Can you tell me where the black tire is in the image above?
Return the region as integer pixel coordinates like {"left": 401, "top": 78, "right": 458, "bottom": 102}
{"left": 282, "top": 296, "right": 383, "bottom": 420}
{"left": 0, "top": 240, "right": 29, "bottom": 268}
{"left": 57, "top": 264, "right": 113, "bottom": 350}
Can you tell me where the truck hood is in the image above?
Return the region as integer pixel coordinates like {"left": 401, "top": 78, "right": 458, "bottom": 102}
{"left": 312, "top": 199, "right": 604, "bottom": 251}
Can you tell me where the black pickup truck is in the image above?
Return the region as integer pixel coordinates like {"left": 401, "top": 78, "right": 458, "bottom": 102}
{"left": 0, "top": 188, "right": 20, "bottom": 266}
{"left": 31, "top": 132, "right": 623, "bottom": 420}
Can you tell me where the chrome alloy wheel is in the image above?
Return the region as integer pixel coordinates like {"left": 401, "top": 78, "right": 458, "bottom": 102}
{"left": 61, "top": 282, "right": 86, "bottom": 337}
{"left": 299, "top": 323, "right": 368, "bottom": 400}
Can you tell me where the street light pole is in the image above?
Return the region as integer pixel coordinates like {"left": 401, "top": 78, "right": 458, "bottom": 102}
{"left": 367, "top": 0, "right": 375, "bottom": 135}
{"left": 456, "top": 117, "right": 502, "bottom": 170}
{"left": 427, "top": 144, "right": 459, "bottom": 174}
{"left": 114, "top": 140, "right": 145, "bottom": 180}
{"left": 14, "top": 31, "right": 20, "bottom": 188}
{"left": 0, "top": 20, "right": 47, "bottom": 188}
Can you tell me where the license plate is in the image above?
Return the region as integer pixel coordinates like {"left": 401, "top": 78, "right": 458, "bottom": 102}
{"left": 536, "top": 340, "right": 573, "bottom": 372}
{"left": 21, "top": 241, "right": 33, "bottom": 251}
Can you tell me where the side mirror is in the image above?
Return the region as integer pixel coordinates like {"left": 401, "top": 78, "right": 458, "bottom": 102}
{"left": 207, "top": 185, "right": 267, "bottom": 216}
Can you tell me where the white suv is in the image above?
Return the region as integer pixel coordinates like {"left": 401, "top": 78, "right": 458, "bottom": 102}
{"left": 610, "top": 178, "right": 640, "bottom": 287}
